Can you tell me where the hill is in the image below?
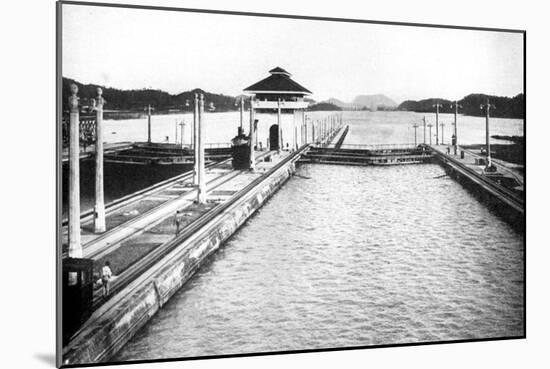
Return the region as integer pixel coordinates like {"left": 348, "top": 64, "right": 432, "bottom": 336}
{"left": 62, "top": 77, "right": 239, "bottom": 113}
{"left": 307, "top": 102, "right": 342, "bottom": 111}
{"left": 397, "top": 93, "right": 524, "bottom": 119}
{"left": 352, "top": 94, "right": 397, "bottom": 110}
{"left": 324, "top": 94, "right": 396, "bottom": 110}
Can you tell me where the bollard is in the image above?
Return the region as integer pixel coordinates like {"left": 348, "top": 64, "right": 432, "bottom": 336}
{"left": 94, "top": 88, "right": 106, "bottom": 233}
{"left": 68, "top": 84, "right": 82, "bottom": 259}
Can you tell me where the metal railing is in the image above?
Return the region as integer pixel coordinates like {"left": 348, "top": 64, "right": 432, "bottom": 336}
{"left": 338, "top": 143, "right": 419, "bottom": 150}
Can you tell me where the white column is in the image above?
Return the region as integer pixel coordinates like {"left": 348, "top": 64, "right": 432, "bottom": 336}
{"left": 68, "top": 84, "right": 82, "bottom": 258}
{"left": 197, "top": 93, "right": 207, "bottom": 203}
{"left": 94, "top": 88, "right": 106, "bottom": 233}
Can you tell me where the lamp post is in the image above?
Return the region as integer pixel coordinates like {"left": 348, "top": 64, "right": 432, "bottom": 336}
{"left": 197, "top": 93, "right": 207, "bottom": 203}
{"left": 179, "top": 120, "right": 185, "bottom": 148}
{"left": 433, "top": 101, "right": 443, "bottom": 145}
{"left": 249, "top": 97, "right": 256, "bottom": 171}
{"left": 147, "top": 104, "right": 153, "bottom": 143}
{"left": 412, "top": 123, "right": 419, "bottom": 146}
{"left": 480, "top": 98, "right": 496, "bottom": 170}
{"left": 450, "top": 101, "right": 462, "bottom": 155}
{"left": 422, "top": 116, "right": 426, "bottom": 144}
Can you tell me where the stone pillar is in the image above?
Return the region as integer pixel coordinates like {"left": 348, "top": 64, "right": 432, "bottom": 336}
{"left": 197, "top": 93, "right": 207, "bottom": 204}
{"left": 68, "top": 84, "right": 82, "bottom": 258}
{"left": 94, "top": 88, "right": 106, "bottom": 233}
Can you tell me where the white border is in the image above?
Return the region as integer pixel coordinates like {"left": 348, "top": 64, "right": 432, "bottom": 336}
{"left": 2, "top": 0, "right": 548, "bottom": 368}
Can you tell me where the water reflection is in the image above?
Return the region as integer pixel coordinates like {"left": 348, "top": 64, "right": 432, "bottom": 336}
{"left": 115, "top": 163, "right": 524, "bottom": 361}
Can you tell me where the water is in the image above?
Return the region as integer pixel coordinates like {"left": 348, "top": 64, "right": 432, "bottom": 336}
{"left": 65, "top": 110, "right": 522, "bottom": 216}
{"left": 115, "top": 162, "right": 524, "bottom": 361}
{"left": 101, "top": 110, "right": 523, "bottom": 147}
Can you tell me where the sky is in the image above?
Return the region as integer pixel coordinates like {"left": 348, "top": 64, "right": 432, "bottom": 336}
{"left": 62, "top": 4, "right": 524, "bottom": 104}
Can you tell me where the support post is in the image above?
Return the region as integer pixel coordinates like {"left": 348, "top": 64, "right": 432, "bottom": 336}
{"left": 249, "top": 97, "right": 256, "bottom": 171}
{"left": 179, "top": 121, "right": 185, "bottom": 149}
{"left": 193, "top": 93, "right": 199, "bottom": 185}
{"left": 440, "top": 123, "right": 445, "bottom": 145}
{"left": 304, "top": 116, "right": 308, "bottom": 144}
{"left": 412, "top": 123, "right": 419, "bottom": 146}
{"left": 147, "top": 104, "right": 152, "bottom": 143}
{"left": 481, "top": 99, "right": 495, "bottom": 170}
{"left": 197, "top": 93, "right": 207, "bottom": 203}
{"left": 451, "top": 101, "right": 462, "bottom": 155}
{"left": 427, "top": 124, "right": 433, "bottom": 145}
{"left": 93, "top": 88, "right": 106, "bottom": 233}
{"left": 433, "top": 102, "right": 442, "bottom": 145}
{"left": 423, "top": 116, "right": 426, "bottom": 144}
{"left": 68, "top": 84, "right": 82, "bottom": 258}
{"left": 240, "top": 98, "right": 244, "bottom": 130}
{"left": 277, "top": 98, "right": 282, "bottom": 153}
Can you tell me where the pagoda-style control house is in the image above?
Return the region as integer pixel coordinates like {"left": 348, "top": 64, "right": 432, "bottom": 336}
{"left": 244, "top": 67, "right": 311, "bottom": 151}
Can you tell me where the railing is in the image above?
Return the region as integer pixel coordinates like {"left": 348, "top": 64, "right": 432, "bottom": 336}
{"left": 338, "top": 143, "right": 419, "bottom": 150}
{"left": 61, "top": 115, "right": 97, "bottom": 150}
{"left": 204, "top": 142, "right": 232, "bottom": 149}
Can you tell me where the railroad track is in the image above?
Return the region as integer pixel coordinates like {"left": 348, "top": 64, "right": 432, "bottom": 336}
{"left": 61, "top": 158, "right": 232, "bottom": 228}
{"left": 62, "top": 151, "right": 274, "bottom": 260}
{"left": 90, "top": 146, "right": 306, "bottom": 310}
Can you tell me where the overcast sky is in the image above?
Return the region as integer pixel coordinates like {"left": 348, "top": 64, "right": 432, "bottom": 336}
{"left": 62, "top": 4, "right": 524, "bottom": 103}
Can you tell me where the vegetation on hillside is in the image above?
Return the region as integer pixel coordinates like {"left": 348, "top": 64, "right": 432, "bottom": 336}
{"left": 62, "top": 77, "right": 240, "bottom": 113}
{"left": 397, "top": 93, "right": 524, "bottom": 119}
{"left": 307, "top": 102, "right": 342, "bottom": 111}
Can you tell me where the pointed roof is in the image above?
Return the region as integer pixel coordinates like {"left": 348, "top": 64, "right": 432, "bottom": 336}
{"left": 244, "top": 67, "right": 312, "bottom": 95}
{"left": 268, "top": 67, "right": 291, "bottom": 76}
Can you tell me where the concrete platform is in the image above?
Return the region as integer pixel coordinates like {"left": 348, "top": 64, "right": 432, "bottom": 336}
{"left": 62, "top": 148, "right": 303, "bottom": 365}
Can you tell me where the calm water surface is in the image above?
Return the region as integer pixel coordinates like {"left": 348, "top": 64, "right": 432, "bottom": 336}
{"left": 115, "top": 162, "right": 524, "bottom": 361}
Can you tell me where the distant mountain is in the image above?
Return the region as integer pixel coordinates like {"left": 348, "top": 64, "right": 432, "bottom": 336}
{"left": 352, "top": 94, "right": 397, "bottom": 110}
{"left": 324, "top": 94, "right": 396, "bottom": 110}
{"left": 397, "top": 93, "right": 524, "bottom": 119}
{"left": 325, "top": 98, "right": 351, "bottom": 109}
{"left": 307, "top": 102, "right": 342, "bottom": 111}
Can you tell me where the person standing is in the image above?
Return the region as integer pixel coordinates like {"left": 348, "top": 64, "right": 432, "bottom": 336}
{"left": 101, "top": 261, "right": 113, "bottom": 298}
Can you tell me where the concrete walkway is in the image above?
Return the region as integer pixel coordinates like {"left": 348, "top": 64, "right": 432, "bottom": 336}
{"left": 432, "top": 144, "right": 524, "bottom": 191}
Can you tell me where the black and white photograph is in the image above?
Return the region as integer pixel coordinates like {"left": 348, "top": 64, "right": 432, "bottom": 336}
{"left": 54, "top": 1, "right": 528, "bottom": 367}
{"left": 9, "top": 1, "right": 550, "bottom": 368}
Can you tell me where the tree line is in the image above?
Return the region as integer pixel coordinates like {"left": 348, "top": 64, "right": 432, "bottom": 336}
{"left": 62, "top": 77, "right": 241, "bottom": 114}
{"left": 397, "top": 93, "right": 524, "bottom": 119}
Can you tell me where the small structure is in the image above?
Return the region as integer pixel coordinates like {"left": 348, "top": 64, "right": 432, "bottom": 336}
{"left": 244, "top": 67, "right": 312, "bottom": 153}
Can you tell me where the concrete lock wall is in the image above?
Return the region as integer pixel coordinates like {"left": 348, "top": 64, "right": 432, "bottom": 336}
{"left": 63, "top": 161, "right": 296, "bottom": 365}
